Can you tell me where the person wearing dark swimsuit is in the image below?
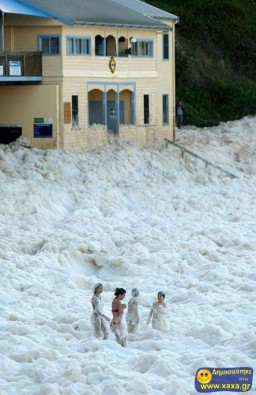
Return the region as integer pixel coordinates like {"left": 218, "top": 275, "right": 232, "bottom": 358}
{"left": 110, "top": 288, "right": 127, "bottom": 346}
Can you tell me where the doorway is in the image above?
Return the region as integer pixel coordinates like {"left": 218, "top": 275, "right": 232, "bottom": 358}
{"left": 88, "top": 99, "right": 124, "bottom": 133}
{"left": 107, "top": 101, "right": 124, "bottom": 133}
{"left": 0, "top": 125, "right": 22, "bottom": 144}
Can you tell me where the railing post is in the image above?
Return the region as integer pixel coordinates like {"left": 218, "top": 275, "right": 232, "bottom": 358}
{"left": 1, "top": 12, "right": 4, "bottom": 52}
{"left": 165, "top": 138, "right": 239, "bottom": 179}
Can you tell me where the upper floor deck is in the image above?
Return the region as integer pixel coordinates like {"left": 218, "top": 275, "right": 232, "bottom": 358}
{"left": 0, "top": 51, "right": 42, "bottom": 83}
{"left": 1, "top": 17, "right": 174, "bottom": 82}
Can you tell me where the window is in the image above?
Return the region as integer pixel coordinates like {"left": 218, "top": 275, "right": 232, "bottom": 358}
{"left": 131, "top": 40, "right": 153, "bottom": 57}
{"left": 67, "top": 37, "right": 90, "bottom": 55}
{"left": 95, "top": 35, "right": 105, "bottom": 56}
{"left": 144, "top": 95, "right": 149, "bottom": 124}
{"left": 118, "top": 36, "right": 128, "bottom": 57}
{"left": 162, "top": 94, "right": 169, "bottom": 125}
{"left": 163, "top": 33, "right": 169, "bottom": 60}
{"left": 72, "top": 95, "right": 79, "bottom": 128}
{"left": 38, "top": 36, "right": 61, "bottom": 55}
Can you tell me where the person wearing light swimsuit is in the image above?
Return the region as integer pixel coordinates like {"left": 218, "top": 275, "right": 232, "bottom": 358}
{"left": 91, "top": 283, "right": 111, "bottom": 339}
{"left": 126, "top": 288, "right": 140, "bottom": 333}
{"left": 147, "top": 291, "right": 169, "bottom": 332}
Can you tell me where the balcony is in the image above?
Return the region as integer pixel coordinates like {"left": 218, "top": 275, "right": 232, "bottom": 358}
{"left": 0, "top": 52, "right": 43, "bottom": 83}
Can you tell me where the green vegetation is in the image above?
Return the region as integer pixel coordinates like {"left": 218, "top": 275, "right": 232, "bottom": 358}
{"left": 147, "top": 0, "right": 256, "bottom": 126}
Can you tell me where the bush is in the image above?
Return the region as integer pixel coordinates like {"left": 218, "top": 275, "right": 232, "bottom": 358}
{"left": 178, "top": 79, "right": 256, "bottom": 127}
{"left": 147, "top": 0, "right": 256, "bottom": 126}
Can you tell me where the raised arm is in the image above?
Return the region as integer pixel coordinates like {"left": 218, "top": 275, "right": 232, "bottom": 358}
{"left": 146, "top": 304, "right": 154, "bottom": 324}
{"left": 92, "top": 296, "right": 110, "bottom": 321}
{"left": 92, "top": 296, "right": 101, "bottom": 313}
{"left": 116, "top": 300, "right": 124, "bottom": 316}
{"left": 157, "top": 303, "right": 167, "bottom": 314}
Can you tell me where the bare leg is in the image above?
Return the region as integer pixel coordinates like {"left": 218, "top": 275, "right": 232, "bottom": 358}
{"left": 93, "top": 322, "right": 102, "bottom": 339}
{"left": 101, "top": 319, "right": 109, "bottom": 340}
{"left": 128, "top": 323, "right": 135, "bottom": 333}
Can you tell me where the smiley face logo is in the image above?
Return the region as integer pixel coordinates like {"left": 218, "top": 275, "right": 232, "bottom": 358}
{"left": 197, "top": 369, "right": 212, "bottom": 384}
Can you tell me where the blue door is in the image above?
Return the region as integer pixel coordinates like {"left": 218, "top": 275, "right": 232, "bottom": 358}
{"left": 89, "top": 100, "right": 124, "bottom": 132}
{"left": 107, "top": 101, "right": 124, "bottom": 133}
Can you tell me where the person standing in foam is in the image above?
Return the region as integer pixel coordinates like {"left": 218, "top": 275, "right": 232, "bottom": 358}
{"left": 91, "top": 283, "right": 111, "bottom": 339}
{"left": 126, "top": 288, "right": 140, "bottom": 333}
{"left": 146, "top": 291, "right": 169, "bottom": 332}
{"left": 110, "top": 288, "right": 127, "bottom": 347}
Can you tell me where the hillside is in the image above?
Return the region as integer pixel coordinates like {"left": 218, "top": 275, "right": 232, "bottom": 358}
{"left": 147, "top": 0, "right": 256, "bottom": 126}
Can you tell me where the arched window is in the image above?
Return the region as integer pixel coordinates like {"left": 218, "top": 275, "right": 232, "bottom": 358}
{"left": 88, "top": 89, "right": 104, "bottom": 125}
{"left": 106, "top": 35, "right": 116, "bottom": 56}
{"left": 118, "top": 36, "right": 129, "bottom": 57}
{"left": 120, "top": 89, "right": 133, "bottom": 124}
{"left": 95, "top": 35, "right": 104, "bottom": 56}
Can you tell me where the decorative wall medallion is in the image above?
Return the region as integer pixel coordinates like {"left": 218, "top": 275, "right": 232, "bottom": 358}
{"left": 109, "top": 56, "right": 116, "bottom": 73}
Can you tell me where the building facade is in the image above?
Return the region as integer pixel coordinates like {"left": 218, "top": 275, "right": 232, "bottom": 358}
{"left": 0, "top": 0, "right": 178, "bottom": 151}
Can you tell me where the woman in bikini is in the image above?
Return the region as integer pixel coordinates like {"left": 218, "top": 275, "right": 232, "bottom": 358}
{"left": 110, "top": 288, "right": 127, "bottom": 347}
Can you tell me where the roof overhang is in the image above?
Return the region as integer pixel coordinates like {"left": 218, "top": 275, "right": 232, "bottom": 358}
{"left": 0, "top": 0, "right": 52, "bottom": 17}
{"left": 154, "top": 16, "right": 180, "bottom": 23}
{"left": 0, "top": 0, "right": 72, "bottom": 25}
{"left": 73, "top": 21, "right": 171, "bottom": 30}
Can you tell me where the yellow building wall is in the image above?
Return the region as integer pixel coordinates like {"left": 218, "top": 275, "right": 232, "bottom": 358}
{"left": 4, "top": 15, "right": 63, "bottom": 77}
{"left": 2, "top": 16, "right": 63, "bottom": 147}
{"left": 12, "top": 26, "right": 63, "bottom": 77}
{"left": 2, "top": 27, "right": 12, "bottom": 51}
{"left": 61, "top": 24, "right": 174, "bottom": 124}
{"left": 62, "top": 26, "right": 157, "bottom": 76}
{"left": 0, "top": 85, "right": 59, "bottom": 149}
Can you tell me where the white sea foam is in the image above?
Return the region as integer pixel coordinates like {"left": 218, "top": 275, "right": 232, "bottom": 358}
{"left": 0, "top": 116, "right": 255, "bottom": 394}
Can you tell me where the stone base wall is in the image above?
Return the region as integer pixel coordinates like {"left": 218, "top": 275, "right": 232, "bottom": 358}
{"left": 119, "top": 125, "right": 173, "bottom": 147}
{"left": 63, "top": 128, "right": 87, "bottom": 152}
{"left": 87, "top": 126, "right": 109, "bottom": 151}
{"left": 62, "top": 125, "right": 108, "bottom": 152}
{"left": 62, "top": 125, "right": 173, "bottom": 152}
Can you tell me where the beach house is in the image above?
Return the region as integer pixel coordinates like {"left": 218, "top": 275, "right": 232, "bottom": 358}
{"left": 0, "top": 0, "right": 178, "bottom": 151}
